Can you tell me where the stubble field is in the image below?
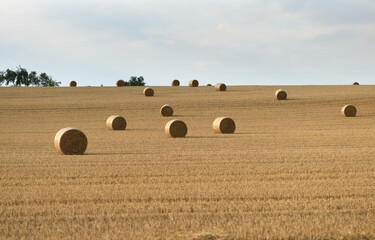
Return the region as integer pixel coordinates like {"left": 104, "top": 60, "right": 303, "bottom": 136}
{"left": 0, "top": 85, "right": 375, "bottom": 239}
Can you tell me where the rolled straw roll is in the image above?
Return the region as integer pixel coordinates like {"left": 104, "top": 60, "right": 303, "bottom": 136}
{"left": 143, "top": 87, "right": 154, "bottom": 96}
{"left": 160, "top": 104, "right": 174, "bottom": 117}
{"left": 275, "top": 89, "right": 287, "bottom": 100}
{"left": 106, "top": 115, "right": 127, "bottom": 130}
{"left": 189, "top": 79, "right": 199, "bottom": 87}
{"left": 117, "top": 80, "right": 125, "bottom": 87}
{"left": 165, "top": 119, "right": 187, "bottom": 138}
{"left": 54, "top": 127, "right": 88, "bottom": 155}
{"left": 172, "top": 79, "right": 180, "bottom": 86}
{"left": 341, "top": 105, "right": 357, "bottom": 117}
{"left": 215, "top": 83, "right": 226, "bottom": 91}
{"left": 213, "top": 117, "right": 236, "bottom": 134}
{"left": 70, "top": 81, "right": 77, "bottom": 87}
{"left": 352, "top": 82, "right": 359, "bottom": 85}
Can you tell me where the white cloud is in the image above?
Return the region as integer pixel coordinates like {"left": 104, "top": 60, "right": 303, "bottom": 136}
{"left": 1, "top": 0, "right": 375, "bottom": 86}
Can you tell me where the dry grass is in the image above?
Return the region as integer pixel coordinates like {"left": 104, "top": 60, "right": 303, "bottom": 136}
{"left": 1, "top": 85, "right": 375, "bottom": 239}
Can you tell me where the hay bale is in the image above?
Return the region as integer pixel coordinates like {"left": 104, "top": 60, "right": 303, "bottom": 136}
{"left": 172, "top": 79, "right": 180, "bottom": 86}
{"left": 106, "top": 115, "right": 127, "bottom": 130}
{"left": 160, "top": 104, "right": 174, "bottom": 117}
{"left": 165, "top": 119, "right": 187, "bottom": 138}
{"left": 353, "top": 82, "right": 359, "bottom": 85}
{"left": 143, "top": 87, "right": 154, "bottom": 96}
{"left": 54, "top": 127, "right": 88, "bottom": 155}
{"left": 70, "top": 81, "right": 77, "bottom": 87}
{"left": 117, "top": 80, "right": 125, "bottom": 87}
{"left": 341, "top": 105, "right": 357, "bottom": 117}
{"left": 189, "top": 79, "right": 199, "bottom": 87}
{"left": 215, "top": 83, "right": 226, "bottom": 91}
{"left": 213, "top": 117, "right": 236, "bottom": 134}
{"left": 275, "top": 89, "right": 287, "bottom": 100}
{"left": 206, "top": 84, "right": 212, "bottom": 86}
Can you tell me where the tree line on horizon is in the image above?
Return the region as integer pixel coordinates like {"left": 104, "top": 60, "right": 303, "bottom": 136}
{"left": 0, "top": 66, "right": 60, "bottom": 87}
{"left": 0, "top": 66, "right": 147, "bottom": 87}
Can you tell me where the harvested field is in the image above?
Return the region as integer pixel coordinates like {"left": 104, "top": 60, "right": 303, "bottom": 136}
{"left": 0, "top": 85, "right": 375, "bottom": 239}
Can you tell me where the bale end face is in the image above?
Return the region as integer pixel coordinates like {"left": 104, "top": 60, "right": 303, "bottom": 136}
{"left": 213, "top": 117, "right": 236, "bottom": 134}
{"left": 106, "top": 115, "right": 127, "bottom": 130}
{"left": 341, "top": 105, "right": 357, "bottom": 117}
{"left": 143, "top": 87, "right": 154, "bottom": 96}
{"left": 215, "top": 83, "right": 227, "bottom": 91}
{"left": 165, "top": 119, "right": 187, "bottom": 138}
{"left": 54, "top": 127, "right": 88, "bottom": 155}
{"left": 275, "top": 89, "right": 287, "bottom": 100}
{"left": 70, "top": 81, "right": 77, "bottom": 87}
{"left": 172, "top": 79, "right": 180, "bottom": 86}
{"left": 206, "top": 84, "right": 212, "bottom": 86}
{"left": 189, "top": 80, "right": 199, "bottom": 87}
{"left": 161, "top": 104, "right": 174, "bottom": 117}
{"left": 117, "top": 80, "right": 125, "bottom": 87}
{"left": 352, "top": 82, "right": 359, "bottom": 85}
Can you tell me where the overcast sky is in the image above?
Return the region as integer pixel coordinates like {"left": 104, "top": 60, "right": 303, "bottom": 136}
{"left": 1, "top": 0, "right": 375, "bottom": 86}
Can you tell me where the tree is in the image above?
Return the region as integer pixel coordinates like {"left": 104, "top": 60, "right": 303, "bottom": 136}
{"left": 127, "top": 76, "right": 145, "bottom": 86}
{"left": 0, "top": 66, "right": 60, "bottom": 87}
{"left": 15, "top": 66, "right": 29, "bottom": 86}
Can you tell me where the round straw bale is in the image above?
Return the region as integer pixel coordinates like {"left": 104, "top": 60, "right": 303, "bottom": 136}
{"left": 106, "top": 115, "right": 127, "bottom": 130}
{"left": 352, "top": 82, "right": 359, "bottom": 85}
{"left": 70, "top": 81, "right": 77, "bottom": 87}
{"left": 341, "top": 105, "right": 357, "bottom": 117}
{"left": 143, "top": 87, "right": 154, "bottom": 96}
{"left": 189, "top": 79, "right": 199, "bottom": 87}
{"left": 54, "top": 127, "right": 88, "bottom": 155}
{"left": 165, "top": 119, "right": 187, "bottom": 138}
{"left": 213, "top": 117, "right": 236, "bottom": 134}
{"left": 206, "top": 84, "right": 212, "bottom": 86}
{"left": 117, "top": 80, "right": 125, "bottom": 87}
{"left": 160, "top": 104, "right": 174, "bottom": 116}
{"left": 172, "top": 79, "right": 180, "bottom": 86}
{"left": 275, "top": 89, "right": 287, "bottom": 100}
{"left": 215, "top": 83, "right": 226, "bottom": 91}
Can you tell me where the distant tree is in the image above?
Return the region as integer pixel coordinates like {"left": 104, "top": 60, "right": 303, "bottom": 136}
{"left": 28, "top": 71, "right": 40, "bottom": 86}
{"left": 126, "top": 76, "right": 145, "bottom": 86}
{"left": 15, "top": 66, "right": 29, "bottom": 86}
{"left": 0, "top": 71, "right": 4, "bottom": 85}
{"left": 0, "top": 66, "right": 60, "bottom": 87}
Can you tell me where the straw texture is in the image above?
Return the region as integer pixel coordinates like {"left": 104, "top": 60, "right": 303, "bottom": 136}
{"left": 213, "top": 117, "right": 236, "bottom": 134}
{"left": 165, "top": 119, "right": 187, "bottom": 138}
{"left": 106, "top": 115, "right": 127, "bottom": 130}
{"left": 189, "top": 80, "right": 199, "bottom": 87}
{"left": 160, "top": 104, "right": 174, "bottom": 117}
{"left": 54, "top": 127, "right": 88, "bottom": 155}
{"left": 215, "top": 83, "right": 226, "bottom": 91}
{"left": 341, "top": 105, "right": 357, "bottom": 117}
{"left": 275, "top": 89, "right": 287, "bottom": 100}
{"left": 143, "top": 87, "right": 154, "bottom": 96}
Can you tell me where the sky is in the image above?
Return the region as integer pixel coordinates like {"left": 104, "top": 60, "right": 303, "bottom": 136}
{"left": 1, "top": 0, "right": 375, "bottom": 86}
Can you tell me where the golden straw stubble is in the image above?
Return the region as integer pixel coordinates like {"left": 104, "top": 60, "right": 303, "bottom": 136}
{"left": 106, "top": 115, "right": 127, "bottom": 130}
{"left": 160, "top": 104, "right": 174, "bottom": 117}
{"left": 275, "top": 89, "right": 287, "bottom": 100}
{"left": 117, "top": 80, "right": 125, "bottom": 87}
{"left": 189, "top": 79, "right": 199, "bottom": 87}
{"left": 341, "top": 105, "right": 357, "bottom": 117}
{"left": 70, "top": 81, "right": 77, "bottom": 87}
{"left": 143, "top": 87, "right": 154, "bottom": 96}
{"left": 54, "top": 127, "right": 88, "bottom": 155}
{"left": 165, "top": 119, "right": 187, "bottom": 138}
{"left": 172, "top": 79, "right": 180, "bottom": 86}
{"left": 215, "top": 83, "right": 226, "bottom": 91}
{"left": 213, "top": 117, "right": 236, "bottom": 134}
